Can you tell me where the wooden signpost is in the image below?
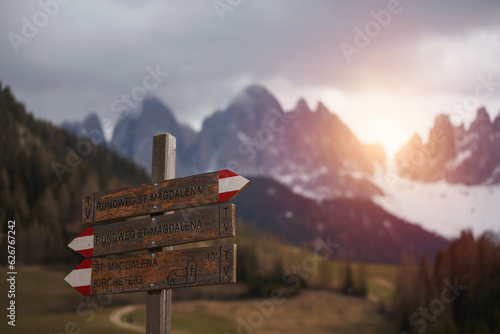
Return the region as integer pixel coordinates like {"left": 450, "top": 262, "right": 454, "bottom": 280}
{"left": 82, "top": 169, "right": 249, "bottom": 224}
{"left": 64, "top": 133, "right": 250, "bottom": 334}
{"left": 64, "top": 244, "right": 236, "bottom": 296}
{"left": 69, "top": 204, "right": 235, "bottom": 257}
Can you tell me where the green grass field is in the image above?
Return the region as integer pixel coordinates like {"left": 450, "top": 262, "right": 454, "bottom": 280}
{"left": 0, "top": 257, "right": 398, "bottom": 334}
{"left": 232, "top": 232, "right": 399, "bottom": 304}
{"left": 124, "top": 290, "right": 395, "bottom": 334}
{"left": 0, "top": 266, "right": 140, "bottom": 334}
{"left": 0, "top": 226, "right": 399, "bottom": 333}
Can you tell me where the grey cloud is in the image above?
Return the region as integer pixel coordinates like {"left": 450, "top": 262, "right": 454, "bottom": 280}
{"left": 0, "top": 0, "right": 499, "bottom": 127}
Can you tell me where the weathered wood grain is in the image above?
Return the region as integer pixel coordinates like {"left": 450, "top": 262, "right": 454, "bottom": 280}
{"left": 82, "top": 171, "right": 218, "bottom": 224}
{"left": 82, "top": 169, "right": 250, "bottom": 225}
{"left": 67, "top": 133, "right": 245, "bottom": 334}
{"left": 70, "top": 204, "right": 236, "bottom": 257}
{"left": 65, "top": 244, "right": 237, "bottom": 296}
{"left": 148, "top": 133, "right": 175, "bottom": 334}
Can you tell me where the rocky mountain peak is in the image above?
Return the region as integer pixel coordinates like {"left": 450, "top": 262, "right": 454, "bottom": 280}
{"left": 110, "top": 96, "right": 195, "bottom": 176}
{"left": 62, "top": 112, "right": 104, "bottom": 143}
{"left": 476, "top": 106, "right": 490, "bottom": 123}
{"left": 244, "top": 84, "right": 268, "bottom": 96}
{"left": 83, "top": 113, "right": 102, "bottom": 130}
{"left": 315, "top": 101, "right": 330, "bottom": 115}
{"left": 434, "top": 113, "right": 453, "bottom": 130}
{"left": 225, "top": 84, "right": 284, "bottom": 131}
{"left": 469, "top": 106, "right": 492, "bottom": 134}
{"left": 410, "top": 133, "right": 424, "bottom": 147}
{"left": 187, "top": 85, "right": 383, "bottom": 199}
{"left": 397, "top": 108, "right": 500, "bottom": 185}
{"left": 230, "top": 84, "right": 281, "bottom": 111}
{"left": 293, "top": 98, "right": 311, "bottom": 114}
{"left": 494, "top": 113, "right": 500, "bottom": 132}
{"left": 141, "top": 97, "right": 176, "bottom": 121}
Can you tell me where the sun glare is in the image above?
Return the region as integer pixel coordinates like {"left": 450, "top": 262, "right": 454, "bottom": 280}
{"left": 368, "top": 117, "right": 408, "bottom": 159}
{"left": 317, "top": 89, "right": 438, "bottom": 160}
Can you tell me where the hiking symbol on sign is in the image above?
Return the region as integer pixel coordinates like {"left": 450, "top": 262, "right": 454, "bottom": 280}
{"left": 166, "top": 258, "right": 198, "bottom": 286}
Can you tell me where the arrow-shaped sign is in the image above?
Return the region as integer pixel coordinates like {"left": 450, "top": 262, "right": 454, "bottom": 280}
{"left": 64, "top": 244, "right": 236, "bottom": 296}
{"left": 82, "top": 170, "right": 250, "bottom": 224}
{"left": 69, "top": 204, "right": 235, "bottom": 257}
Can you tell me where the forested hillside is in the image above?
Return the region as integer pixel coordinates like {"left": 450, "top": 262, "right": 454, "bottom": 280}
{"left": 392, "top": 231, "right": 500, "bottom": 334}
{"left": 233, "top": 177, "right": 448, "bottom": 264}
{"left": 0, "top": 83, "right": 149, "bottom": 263}
{"left": 0, "top": 82, "right": 448, "bottom": 266}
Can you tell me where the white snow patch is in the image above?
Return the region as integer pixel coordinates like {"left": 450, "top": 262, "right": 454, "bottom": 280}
{"left": 487, "top": 165, "right": 500, "bottom": 184}
{"left": 371, "top": 164, "right": 500, "bottom": 238}
{"left": 445, "top": 150, "right": 472, "bottom": 171}
{"left": 339, "top": 169, "right": 364, "bottom": 180}
{"left": 236, "top": 131, "right": 249, "bottom": 142}
{"left": 274, "top": 166, "right": 328, "bottom": 188}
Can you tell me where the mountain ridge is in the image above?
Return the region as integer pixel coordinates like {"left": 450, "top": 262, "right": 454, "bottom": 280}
{"left": 106, "top": 85, "right": 385, "bottom": 199}
{"left": 61, "top": 85, "right": 499, "bottom": 240}
{"left": 64, "top": 85, "right": 500, "bottom": 194}
{"left": 0, "top": 82, "right": 451, "bottom": 264}
{"left": 396, "top": 107, "right": 500, "bottom": 185}
{"left": 109, "top": 96, "right": 196, "bottom": 176}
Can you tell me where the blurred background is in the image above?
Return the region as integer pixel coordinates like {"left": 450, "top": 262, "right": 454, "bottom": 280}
{"left": 1, "top": 1, "right": 499, "bottom": 333}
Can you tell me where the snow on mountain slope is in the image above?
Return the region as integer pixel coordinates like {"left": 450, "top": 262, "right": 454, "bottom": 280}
{"left": 372, "top": 164, "right": 500, "bottom": 238}
{"left": 190, "top": 85, "right": 384, "bottom": 199}
{"left": 396, "top": 108, "right": 500, "bottom": 185}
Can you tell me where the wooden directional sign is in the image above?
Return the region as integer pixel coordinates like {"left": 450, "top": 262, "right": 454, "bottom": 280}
{"left": 69, "top": 204, "right": 235, "bottom": 257}
{"left": 65, "top": 244, "right": 236, "bottom": 296}
{"left": 82, "top": 170, "right": 250, "bottom": 224}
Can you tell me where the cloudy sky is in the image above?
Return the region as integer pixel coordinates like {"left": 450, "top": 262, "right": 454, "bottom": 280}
{"left": 1, "top": 0, "right": 499, "bottom": 157}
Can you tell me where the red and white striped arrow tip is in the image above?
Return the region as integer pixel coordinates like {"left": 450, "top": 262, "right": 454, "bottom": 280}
{"left": 64, "top": 259, "right": 92, "bottom": 296}
{"left": 218, "top": 170, "right": 251, "bottom": 202}
{"left": 68, "top": 227, "right": 94, "bottom": 257}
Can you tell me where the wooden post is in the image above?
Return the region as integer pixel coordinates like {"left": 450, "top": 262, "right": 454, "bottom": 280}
{"left": 147, "top": 133, "right": 176, "bottom": 334}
